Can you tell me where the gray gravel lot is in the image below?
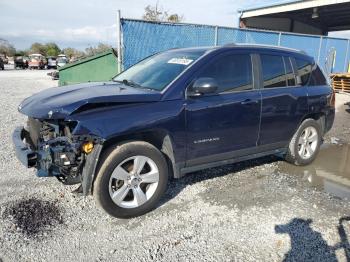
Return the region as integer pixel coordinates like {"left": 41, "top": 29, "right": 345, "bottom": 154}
{"left": 0, "top": 70, "right": 350, "bottom": 261}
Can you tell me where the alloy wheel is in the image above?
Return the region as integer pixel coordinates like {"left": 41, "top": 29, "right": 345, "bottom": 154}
{"left": 298, "top": 126, "right": 318, "bottom": 160}
{"left": 108, "top": 155, "right": 159, "bottom": 208}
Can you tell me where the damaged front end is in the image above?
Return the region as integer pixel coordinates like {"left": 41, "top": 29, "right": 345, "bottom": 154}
{"left": 13, "top": 117, "right": 103, "bottom": 194}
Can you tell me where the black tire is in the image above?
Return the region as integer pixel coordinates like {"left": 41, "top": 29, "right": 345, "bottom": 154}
{"left": 285, "top": 119, "right": 322, "bottom": 166}
{"left": 93, "top": 141, "right": 168, "bottom": 218}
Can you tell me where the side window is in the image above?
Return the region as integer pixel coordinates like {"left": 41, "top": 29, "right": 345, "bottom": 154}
{"left": 197, "top": 53, "right": 253, "bottom": 93}
{"left": 295, "top": 58, "right": 312, "bottom": 85}
{"left": 260, "top": 54, "right": 287, "bottom": 88}
{"left": 309, "top": 65, "right": 327, "bottom": 86}
{"left": 284, "top": 57, "right": 296, "bottom": 86}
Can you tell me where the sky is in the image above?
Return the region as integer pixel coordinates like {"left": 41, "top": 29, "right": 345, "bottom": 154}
{"left": 0, "top": 0, "right": 283, "bottom": 50}
{"left": 1, "top": 0, "right": 349, "bottom": 51}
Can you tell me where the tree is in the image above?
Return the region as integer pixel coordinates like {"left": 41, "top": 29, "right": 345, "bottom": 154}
{"left": 142, "top": 4, "right": 184, "bottom": 22}
{"left": 142, "top": 4, "right": 164, "bottom": 22}
{"left": 29, "top": 42, "right": 62, "bottom": 56}
{"left": 45, "top": 42, "right": 61, "bottom": 57}
{"left": 85, "top": 43, "right": 112, "bottom": 56}
{"left": 167, "top": 14, "right": 183, "bottom": 23}
{"left": 62, "top": 47, "right": 85, "bottom": 59}
{"left": 0, "top": 39, "right": 16, "bottom": 57}
{"left": 29, "top": 42, "right": 46, "bottom": 55}
{"left": 15, "top": 50, "right": 26, "bottom": 56}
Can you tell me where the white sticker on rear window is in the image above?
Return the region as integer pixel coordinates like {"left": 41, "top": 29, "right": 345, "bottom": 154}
{"left": 167, "top": 58, "right": 193, "bottom": 65}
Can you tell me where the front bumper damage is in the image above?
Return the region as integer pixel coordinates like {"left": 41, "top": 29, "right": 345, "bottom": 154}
{"left": 12, "top": 125, "right": 103, "bottom": 196}
{"left": 12, "top": 127, "right": 36, "bottom": 168}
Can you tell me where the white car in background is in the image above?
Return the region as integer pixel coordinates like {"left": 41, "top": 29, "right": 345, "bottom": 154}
{"left": 56, "top": 55, "right": 68, "bottom": 68}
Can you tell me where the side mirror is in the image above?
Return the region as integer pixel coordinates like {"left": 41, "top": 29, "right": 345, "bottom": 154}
{"left": 188, "top": 77, "right": 218, "bottom": 97}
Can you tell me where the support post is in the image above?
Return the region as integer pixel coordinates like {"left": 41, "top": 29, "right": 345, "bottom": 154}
{"left": 344, "top": 39, "right": 350, "bottom": 73}
{"left": 278, "top": 32, "right": 282, "bottom": 46}
{"left": 116, "top": 10, "right": 122, "bottom": 73}
{"left": 214, "top": 26, "right": 218, "bottom": 46}
{"left": 317, "top": 36, "right": 323, "bottom": 64}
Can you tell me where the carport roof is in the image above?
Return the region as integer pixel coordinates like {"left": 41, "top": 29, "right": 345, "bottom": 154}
{"left": 239, "top": 0, "right": 350, "bottom": 34}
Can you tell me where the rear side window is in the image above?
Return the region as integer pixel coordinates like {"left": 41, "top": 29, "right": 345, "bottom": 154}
{"left": 284, "top": 57, "right": 296, "bottom": 86}
{"left": 295, "top": 58, "right": 312, "bottom": 85}
{"left": 309, "top": 65, "right": 327, "bottom": 86}
{"left": 260, "top": 54, "right": 287, "bottom": 88}
{"left": 197, "top": 53, "right": 253, "bottom": 93}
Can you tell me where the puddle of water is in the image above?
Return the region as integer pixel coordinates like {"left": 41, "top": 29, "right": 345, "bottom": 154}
{"left": 279, "top": 143, "right": 350, "bottom": 199}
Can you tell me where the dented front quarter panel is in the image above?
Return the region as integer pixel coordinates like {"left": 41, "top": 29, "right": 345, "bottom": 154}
{"left": 68, "top": 99, "right": 187, "bottom": 195}
{"left": 69, "top": 99, "right": 187, "bottom": 163}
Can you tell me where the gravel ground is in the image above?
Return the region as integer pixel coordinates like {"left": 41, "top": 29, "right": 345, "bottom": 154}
{"left": 0, "top": 70, "right": 350, "bottom": 262}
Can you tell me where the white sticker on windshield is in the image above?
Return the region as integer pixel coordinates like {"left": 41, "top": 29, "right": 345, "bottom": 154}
{"left": 167, "top": 58, "right": 193, "bottom": 65}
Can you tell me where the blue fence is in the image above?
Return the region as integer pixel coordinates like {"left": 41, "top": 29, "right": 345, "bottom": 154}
{"left": 121, "top": 18, "right": 350, "bottom": 73}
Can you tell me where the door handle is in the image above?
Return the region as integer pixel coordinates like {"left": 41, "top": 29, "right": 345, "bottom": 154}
{"left": 240, "top": 99, "right": 259, "bottom": 105}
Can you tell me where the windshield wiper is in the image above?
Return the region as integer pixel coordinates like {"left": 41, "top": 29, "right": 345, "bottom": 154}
{"left": 113, "top": 79, "right": 158, "bottom": 91}
{"left": 113, "top": 79, "right": 141, "bottom": 88}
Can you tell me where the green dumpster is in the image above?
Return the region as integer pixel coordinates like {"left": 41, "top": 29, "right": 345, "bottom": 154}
{"left": 58, "top": 49, "right": 120, "bottom": 86}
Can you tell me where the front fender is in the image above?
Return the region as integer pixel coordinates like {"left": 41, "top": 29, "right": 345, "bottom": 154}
{"left": 81, "top": 144, "right": 103, "bottom": 196}
{"left": 69, "top": 100, "right": 187, "bottom": 162}
{"left": 70, "top": 100, "right": 186, "bottom": 194}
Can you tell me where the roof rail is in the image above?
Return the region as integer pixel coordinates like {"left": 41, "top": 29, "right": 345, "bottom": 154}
{"left": 223, "top": 43, "right": 237, "bottom": 47}
{"left": 222, "top": 42, "right": 307, "bottom": 55}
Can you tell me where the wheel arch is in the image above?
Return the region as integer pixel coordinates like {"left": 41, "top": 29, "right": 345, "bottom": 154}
{"left": 90, "top": 129, "right": 178, "bottom": 193}
{"left": 298, "top": 112, "right": 326, "bottom": 135}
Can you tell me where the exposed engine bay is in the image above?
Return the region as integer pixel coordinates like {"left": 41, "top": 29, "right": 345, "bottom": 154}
{"left": 24, "top": 117, "right": 97, "bottom": 185}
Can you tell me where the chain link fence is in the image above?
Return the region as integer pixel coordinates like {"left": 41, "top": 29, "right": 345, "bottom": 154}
{"left": 120, "top": 18, "right": 350, "bottom": 73}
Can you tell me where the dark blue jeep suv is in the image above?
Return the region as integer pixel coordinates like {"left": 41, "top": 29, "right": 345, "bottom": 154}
{"left": 13, "top": 44, "right": 335, "bottom": 218}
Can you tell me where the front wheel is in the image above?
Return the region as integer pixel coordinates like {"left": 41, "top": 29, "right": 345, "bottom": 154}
{"left": 93, "top": 141, "right": 168, "bottom": 218}
{"left": 285, "top": 119, "right": 322, "bottom": 166}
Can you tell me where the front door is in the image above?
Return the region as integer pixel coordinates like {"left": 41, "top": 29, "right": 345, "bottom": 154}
{"left": 185, "top": 52, "right": 261, "bottom": 166}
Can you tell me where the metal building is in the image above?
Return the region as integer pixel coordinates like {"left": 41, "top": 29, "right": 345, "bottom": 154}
{"left": 239, "top": 0, "right": 350, "bottom": 35}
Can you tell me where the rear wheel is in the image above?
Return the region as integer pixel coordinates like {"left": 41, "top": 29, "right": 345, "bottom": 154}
{"left": 285, "top": 119, "right": 322, "bottom": 166}
{"left": 93, "top": 141, "right": 168, "bottom": 218}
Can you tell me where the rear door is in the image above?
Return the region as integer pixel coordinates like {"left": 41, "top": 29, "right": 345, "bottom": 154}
{"left": 258, "top": 52, "right": 309, "bottom": 147}
{"left": 304, "top": 60, "right": 334, "bottom": 130}
{"left": 185, "top": 51, "right": 262, "bottom": 166}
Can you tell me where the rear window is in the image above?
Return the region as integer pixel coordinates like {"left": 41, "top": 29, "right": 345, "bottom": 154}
{"left": 309, "top": 65, "right": 327, "bottom": 86}
{"left": 260, "top": 54, "right": 287, "bottom": 88}
{"left": 295, "top": 58, "right": 312, "bottom": 86}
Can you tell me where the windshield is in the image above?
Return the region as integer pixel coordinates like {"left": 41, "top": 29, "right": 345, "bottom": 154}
{"left": 30, "top": 55, "right": 41, "bottom": 60}
{"left": 57, "top": 57, "right": 67, "bottom": 63}
{"left": 113, "top": 49, "right": 206, "bottom": 91}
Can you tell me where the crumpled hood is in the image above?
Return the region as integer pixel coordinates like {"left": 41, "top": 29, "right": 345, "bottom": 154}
{"left": 18, "top": 81, "right": 162, "bottom": 119}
